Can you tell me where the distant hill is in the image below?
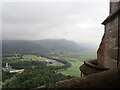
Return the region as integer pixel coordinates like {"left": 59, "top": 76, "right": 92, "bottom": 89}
{"left": 2, "top": 39, "right": 84, "bottom": 55}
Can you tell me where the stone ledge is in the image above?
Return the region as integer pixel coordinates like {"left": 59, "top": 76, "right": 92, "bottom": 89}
{"left": 45, "top": 68, "right": 120, "bottom": 88}
{"left": 102, "top": 8, "right": 120, "bottom": 25}
{"left": 80, "top": 60, "right": 109, "bottom": 75}
{"left": 84, "top": 60, "right": 109, "bottom": 70}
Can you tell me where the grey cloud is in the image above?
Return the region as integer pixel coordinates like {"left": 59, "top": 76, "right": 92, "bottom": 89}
{"left": 2, "top": 2, "right": 109, "bottom": 47}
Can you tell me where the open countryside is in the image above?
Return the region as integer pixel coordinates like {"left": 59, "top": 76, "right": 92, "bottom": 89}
{"left": 21, "top": 55, "right": 64, "bottom": 66}
{"left": 14, "top": 51, "right": 96, "bottom": 77}
{"left": 25, "top": 51, "right": 96, "bottom": 76}
{"left": 59, "top": 51, "right": 97, "bottom": 77}
{"left": 3, "top": 51, "right": 96, "bottom": 77}
{"left": 22, "top": 55, "right": 38, "bottom": 59}
{"left": 61, "top": 61, "right": 83, "bottom": 77}
{"left": 2, "top": 40, "right": 97, "bottom": 88}
{"left": 2, "top": 1, "right": 119, "bottom": 88}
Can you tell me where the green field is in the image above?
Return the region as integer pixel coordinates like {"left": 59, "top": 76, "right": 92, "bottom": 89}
{"left": 22, "top": 55, "right": 38, "bottom": 59}
{"left": 61, "top": 51, "right": 97, "bottom": 77}
{"left": 78, "top": 51, "right": 97, "bottom": 61}
{"left": 63, "top": 61, "right": 83, "bottom": 77}
{"left": 62, "top": 51, "right": 97, "bottom": 61}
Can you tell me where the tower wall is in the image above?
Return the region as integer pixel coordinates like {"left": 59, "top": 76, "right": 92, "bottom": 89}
{"left": 97, "top": 1, "right": 120, "bottom": 68}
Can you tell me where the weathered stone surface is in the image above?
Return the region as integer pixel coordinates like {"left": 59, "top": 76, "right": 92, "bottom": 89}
{"left": 97, "top": 1, "right": 120, "bottom": 68}
{"left": 110, "top": 0, "right": 120, "bottom": 15}
{"left": 45, "top": 68, "right": 120, "bottom": 88}
{"left": 80, "top": 60, "right": 108, "bottom": 76}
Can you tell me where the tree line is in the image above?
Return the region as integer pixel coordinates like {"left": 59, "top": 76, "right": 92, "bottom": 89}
{"left": 2, "top": 61, "right": 72, "bottom": 89}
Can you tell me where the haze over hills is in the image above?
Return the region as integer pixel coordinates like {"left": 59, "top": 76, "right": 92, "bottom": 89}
{"left": 2, "top": 39, "right": 89, "bottom": 55}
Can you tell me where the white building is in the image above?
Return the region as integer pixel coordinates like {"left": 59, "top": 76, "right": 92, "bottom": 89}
{"left": 10, "top": 69, "right": 24, "bottom": 74}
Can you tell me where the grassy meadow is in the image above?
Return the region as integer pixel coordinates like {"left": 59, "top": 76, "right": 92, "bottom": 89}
{"left": 22, "top": 55, "right": 38, "bottom": 59}
{"left": 62, "top": 61, "right": 83, "bottom": 77}
{"left": 60, "top": 51, "right": 97, "bottom": 77}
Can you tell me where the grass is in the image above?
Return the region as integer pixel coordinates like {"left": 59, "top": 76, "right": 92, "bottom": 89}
{"left": 22, "top": 55, "right": 38, "bottom": 59}
{"left": 60, "top": 51, "right": 97, "bottom": 77}
{"left": 62, "top": 51, "right": 97, "bottom": 61}
{"left": 62, "top": 61, "right": 83, "bottom": 77}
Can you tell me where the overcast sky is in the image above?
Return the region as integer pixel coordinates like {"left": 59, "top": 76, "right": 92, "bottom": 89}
{"left": 2, "top": 0, "right": 109, "bottom": 48}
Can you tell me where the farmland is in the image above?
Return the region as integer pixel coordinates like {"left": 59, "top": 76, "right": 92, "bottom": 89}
{"left": 61, "top": 51, "right": 97, "bottom": 61}
{"left": 3, "top": 51, "right": 97, "bottom": 77}
{"left": 62, "top": 61, "right": 83, "bottom": 77}
{"left": 59, "top": 51, "right": 97, "bottom": 77}
{"left": 22, "top": 55, "right": 38, "bottom": 59}
{"left": 7, "top": 51, "right": 96, "bottom": 77}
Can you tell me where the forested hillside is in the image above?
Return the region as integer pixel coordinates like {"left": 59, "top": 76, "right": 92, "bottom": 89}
{"left": 2, "top": 61, "right": 72, "bottom": 89}
{"left": 2, "top": 39, "right": 83, "bottom": 55}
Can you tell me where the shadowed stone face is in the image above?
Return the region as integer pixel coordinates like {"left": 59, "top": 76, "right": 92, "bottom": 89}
{"left": 97, "top": 1, "right": 120, "bottom": 68}
{"left": 110, "top": 0, "right": 120, "bottom": 14}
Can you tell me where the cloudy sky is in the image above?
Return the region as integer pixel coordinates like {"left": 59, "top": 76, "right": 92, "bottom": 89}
{"left": 2, "top": 0, "right": 109, "bottom": 48}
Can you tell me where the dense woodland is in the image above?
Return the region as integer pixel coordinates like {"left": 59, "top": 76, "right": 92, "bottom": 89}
{"left": 2, "top": 39, "right": 84, "bottom": 55}
{"left": 2, "top": 61, "right": 72, "bottom": 88}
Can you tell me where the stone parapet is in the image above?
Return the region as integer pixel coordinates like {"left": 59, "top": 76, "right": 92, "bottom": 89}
{"left": 80, "top": 60, "right": 108, "bottom": 76}
{"left": 43, "top": 68, "right": 120, "bottom": 88}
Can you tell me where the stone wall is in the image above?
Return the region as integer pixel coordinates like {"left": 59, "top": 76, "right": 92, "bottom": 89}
{"left": 80, "top": 60, "right": 108, "bottom": 76}
{"left": 45, "top": 68, "right": 120, "bottom": 88}
{"left": 110, "top": 0, "right": 120, "bottom": 14}
{"left": 97, "top": 1, "right": 120, "bottom": 68}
